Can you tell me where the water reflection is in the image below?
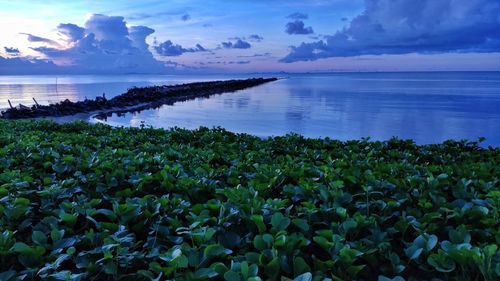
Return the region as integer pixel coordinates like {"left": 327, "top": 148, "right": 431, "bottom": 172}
{"left": 0, "top": 74, "right": 256, "bottom": 109}
{"left": 97, "top": 72, "right": 500, "bottom": 146}
{"left": 1, "top": 73, "right": 499, "bottom": 146}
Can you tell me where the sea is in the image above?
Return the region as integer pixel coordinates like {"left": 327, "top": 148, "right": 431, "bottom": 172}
{"left": 1, "top": 72, "right": 499, "bottom": 146}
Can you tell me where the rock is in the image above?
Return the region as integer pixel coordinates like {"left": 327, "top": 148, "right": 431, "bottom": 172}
{"left": 0, "top": 78, "right": 278, "bottom": 119}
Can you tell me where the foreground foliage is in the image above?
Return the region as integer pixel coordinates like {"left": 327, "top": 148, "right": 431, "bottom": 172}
{"left": 0, "top": 120, "right": 498, "bottom": 281}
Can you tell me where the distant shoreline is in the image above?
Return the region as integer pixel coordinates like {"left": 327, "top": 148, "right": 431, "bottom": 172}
{"left": 1, "top": 70, "right": 500, "bottom": 77}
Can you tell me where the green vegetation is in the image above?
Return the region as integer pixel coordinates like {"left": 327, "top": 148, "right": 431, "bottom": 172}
{"left": 0, "top": 120, "right": 499, "bottom": 281}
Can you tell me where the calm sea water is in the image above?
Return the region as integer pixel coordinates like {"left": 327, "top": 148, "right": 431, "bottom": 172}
{"left": 1, "top": 72, "right": 500, "bottom": 146}
{"left": 0, "top": 74, "right": 251, "bottom": 109}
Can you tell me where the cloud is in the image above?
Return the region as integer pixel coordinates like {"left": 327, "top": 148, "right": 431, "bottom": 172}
{"left": 127, "top": 10, "right": 187, "bottom": 21}
{"left": 181, "top": 14, "right": 191, "bottom": 21}
{"left": 221, "top": 39, "right": 251, "bottom": 49}
{"left": 221, "top": 42, "right": 232, "bottom": 48}
{"left": 287, "top": 12, "right": 308, "bottom": 20}
{"left": 85, "top": 14, "right": 128, "bottom": 41}
{"left": 155, "top": 41, "right": 185, "bottom": 56}
{"left": 25, "top": 14, "right": 167, "bottom": 73}
{"left": 230, "top": 60, "right": 250, "bottom": 64}
{"left": 21, "top": 33, "right": 61, "bottom": 47}
{"left": 198, "top": 60, "right": 250, "bottom": 65}
{"left": 163, "top": 60, "right": 199, "bottom": 70}
{"left": 57, "top": 23, "right": 85, "bottom": 43}
{"left": 0, "top": 56, "right": 62, "bottom": 74}
{"left": 281, "top": 0, "right": 500, "bottom": 62}
{"left": 281, "top": 41, "right": 327, "bottom": 62}
{"left": 285, "top": 20, "right": 314, "bottom": 35}
{"left": 129, "top": 26, "right": 155, "bottom": 51}
{"left": 248, "top": 34, "right": 264, "bottom": 42}
{"left": 3, "top": 47, "right": 20, "bottom": 55}
{"left": 237, "top": 52, "right": 271, "bottom": 58}
{"left": 154, "top": 40, "right": 207, "bottom": 56}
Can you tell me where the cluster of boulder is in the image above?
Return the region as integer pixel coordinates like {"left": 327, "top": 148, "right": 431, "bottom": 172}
{"left": 0, "top": 78, "right": 278, "bottom": 119}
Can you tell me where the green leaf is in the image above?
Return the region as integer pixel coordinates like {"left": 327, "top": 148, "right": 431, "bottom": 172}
{"left": 159, "top": 247, "right": 182, "bottom": 262}
{"left": 265, "top": 257, "right": 280, "bottom": 278}
{"left": 262, "top": 234, "right": 273, "bottom": 245}
{"left": 194, "top": 268, "right": 218, "bottom": 279}
{"left": 271, "top": 213, "right": 290, "bottom": 231}
{"left": 427, "top": 252, "right": 456, "bottom": 273}
{"left": 204, "top": 244, "right": 232, "bottom": 258}
{"left": 250, "top": 215, "right": 266, "bottom": 233}
{"left": 292, "top": 219, "right": 309, "bottom": 232}
{"left": 53, "top": 237, "right": 78, "bottom": 250}
{"left": 340, "top": 247, "right": 363, "bottom": 264}
{"left": 426, "top": 235, "right": 438, "bottom": 251}
{"left": 220, "top": 232, "right": 241, "bottom": 248}
{"left": 11, "top": 242, "right": 33, "bottom": 255}
{"left": 49, "top": 271, "right": 74, "bottom": 281}
{"left": 483, "top": 244, "right": 498, "bottom": 257}
{"left": 253, "top": 235, "right": 269, "bottom": 251}
{"left": 341, "top": 219, "right": 358, "bottom": 233}
{"left": 248, "top": 264, "right": 259, "bottom": 277}
{"left": 51, "top": 229, "right": 65, "bottom": 241}
{"left": 245, "top": 252, "right": 261, "bottom": 265}
{"left": 293, "top": 257, "right": 311, "bottom": 276}
{"left": 293, "top": 272, "right": 312, "bottom": 281}
{"left": 66, "top": 247, "right": 76, "bottom": 255}
{"left": 224, "top": 270, "right": 241, "bottom": 281}
{"left": 59, "top": 212, "right": 77, "bottom": 225}
{"left": 405, "top": 246, "right": 423, "bottom": 260}
{"left": 14, "top": 197, "right": 30, "bottom": 206}
{"left": 449, "top": 226, "right": 471, "bottom": 244}
{"left": 103, "top": 261, "right": 117, "bottom": 275}
{"left": 274, "top": 234, "right": 286, "bottom": 247}
{"left": 240, "top": 261, "right": 249, "bottom": 279}
{"left": 211, "top": 262, "right": 229, "bottom": 276}
{"left": 32, "top": 230, "right": 47, "bottom": 245}
{"left": 411, "top": 234, "right": 437, "bottom": 252}
{"left": 313, "top": 236, "right": 332, "bottom": 249}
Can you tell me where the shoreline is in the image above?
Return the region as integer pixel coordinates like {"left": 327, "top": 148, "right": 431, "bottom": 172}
{"left": 0, "top": 77, "right": 278, "bottom": 120}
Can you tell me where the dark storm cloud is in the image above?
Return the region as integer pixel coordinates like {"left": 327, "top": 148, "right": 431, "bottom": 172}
{"left": 57, "top": 23, "right": 85, "bottom": 42}
{"left": 3, "top": 47, "right": 20, "bottom": 55}
{"left": 155, "top": 40, "right": 207, "bottom": 56}
{"left": 281, "top": 0, "right": 500, "bottom": 62}
{"left": 248, "top": 34, "right": 264, "bottom": 42}
{"left": 285, "top": 20, "right": 314, "bottom": 35}
{"left": 221, "top": 39, "right": 251, "bottom": 49}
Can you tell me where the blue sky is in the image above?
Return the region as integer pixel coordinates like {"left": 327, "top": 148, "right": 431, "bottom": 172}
{"left": 0, "top": 0, "right": 499, "bottom": 74}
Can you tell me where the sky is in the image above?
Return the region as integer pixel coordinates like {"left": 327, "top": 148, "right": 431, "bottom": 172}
{"left": 0, "top": 0, "right": 499, "bottom": 74}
